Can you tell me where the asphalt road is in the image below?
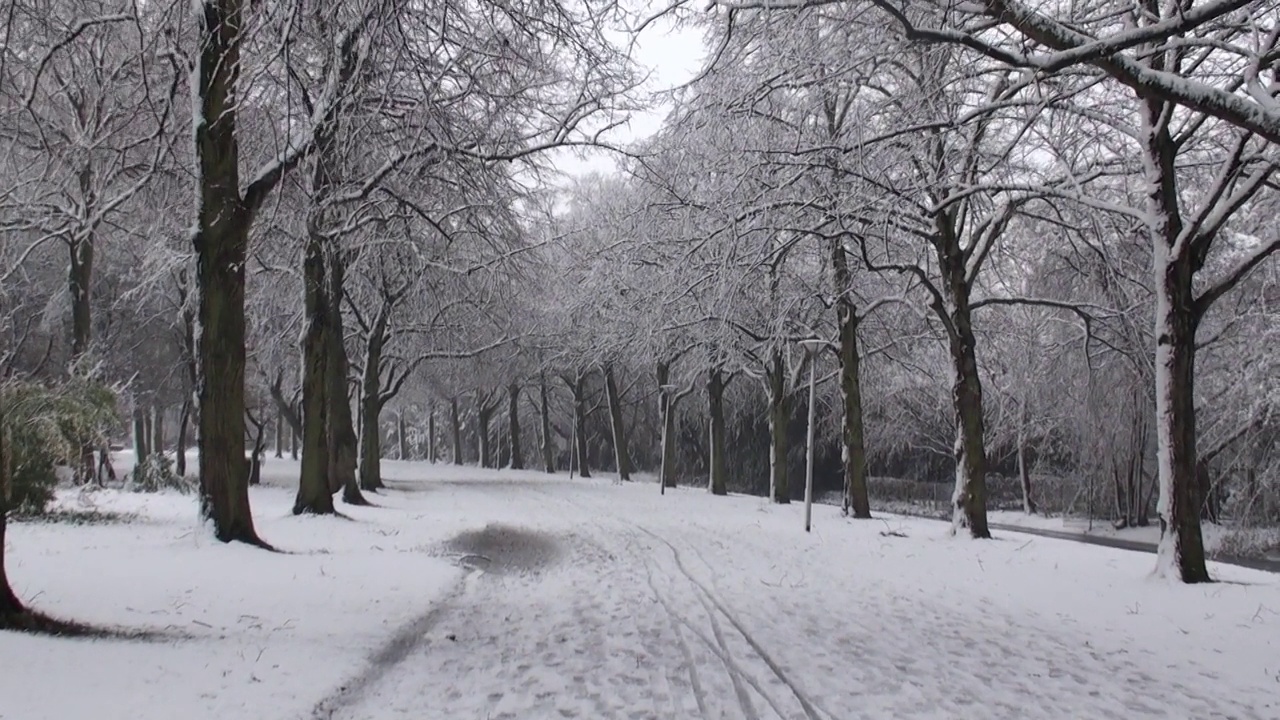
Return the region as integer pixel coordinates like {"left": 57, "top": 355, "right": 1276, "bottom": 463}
{"left": 984, "top": 520, "right": 1280, "bottom": 574}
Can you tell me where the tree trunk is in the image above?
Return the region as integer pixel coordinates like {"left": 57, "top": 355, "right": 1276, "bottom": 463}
{"left": 539, "top": 375, "right": 555, "bottom": 473}
{"left": 358, "top": 311, "right": 388, "bottom": 492}
{"left": 948, "top": 308, "right": 991, "bottom": 538}
{"left": 656, "top": 362, "right": 678, "bottom": 491}
{"left": 0, "top": 389, "right": 26, "bottom": 619}
{"left": 508, "top": 383, "right": 524, "bottom": 470}
{"left": 359, "top": 393, "right": 383, "bottom": 492}
{"left": 766, "top": 351, "right": 790, "bottom": 504}
{"left": 836, "top": 305, "right": 872, "bottom": 519}
{"left": 143, "top": 411, "right": 155, "bottom": 457}
{"left": 397, "top": 411, "right": 407, "bottom": 461}
{"left": 1153, "top": 245, "right": 1210, "bottom": 581}
{"left": 68, "top": 226, "right": 94, "bottom": 362}
{"left": 291, "top": 425, "right": 298, "bottom": 460}
{"left": 0, "top": 489, "right": 22, "bottom": 621}
{"left": 192, "top": 0, "right": 265, "bottom": 547}
{"left": 152, "top": 405, "right": 165, "bottom": 459}
{"left": 1143, "top": 96, "right": 1210, "bottom": 583}
{"left": 274, "top": 411, "right": 284, "bottom": 459}
{"left": 707, "top": 367, "right": 728, "bottom": 496}
{"left": 67, "top": 180, "right": 100, "bottom": 484}
{"left": 450, "top": 398, "right": 463, "bottom": 465}
{"left": 294, "top": 230, "right": 335, "bottom": 515}
{"left": 248, "top": 448, "right": 262, "bottom": 486}
{"left": 247, "top": 412, "right": 265, "bottom": 487}
{"left": 830, "top": 233, "right": 872, "bottom": 518}
{"left": 1017, "top": 425, "right": 1037, "bottom": 515}
{"left": 571, "top": 374, "right": 592, "bottom": 478}
{"left": 176, "top": 399, "right": 190, "bottom": 476}
{"left": 428, "top": 407, "right": 438, "bottom": 463}
{"left": 477, "top": 395, "right": 494, "bottom": 469}
{"left": 131, "top": 406, "right": 149, "bottom": 481}
{"left": 194, "top": 217, "right": 260, "bottom": 543}
{"left": 179, "top": 278, "right": 199, "bottom": 478}
{"left": 326, "top": 251, "right": 365, "bottom": 506}
{"left": 603, "top": 365, "right": 630, "bottom": 481}
{"left": 1016, "top": 393, "right": 1037, "bottom": 514}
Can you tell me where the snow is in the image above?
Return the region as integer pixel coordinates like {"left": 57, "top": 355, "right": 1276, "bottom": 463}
{"left": 5, "top": 458, "right": 1280, "bottom": 720}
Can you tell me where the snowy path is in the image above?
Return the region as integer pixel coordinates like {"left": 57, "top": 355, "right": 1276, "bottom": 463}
{"left": 322, "top": 475, "right": 1279, "bottom": 720}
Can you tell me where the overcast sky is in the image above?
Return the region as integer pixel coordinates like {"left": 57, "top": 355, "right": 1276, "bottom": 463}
{"left": 549, "top": 14, "right": 707, "bottom": 179}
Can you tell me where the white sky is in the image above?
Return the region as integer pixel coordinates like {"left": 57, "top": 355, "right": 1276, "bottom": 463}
{"left": 549, "top": 14, "right": 707, "bottom": 179}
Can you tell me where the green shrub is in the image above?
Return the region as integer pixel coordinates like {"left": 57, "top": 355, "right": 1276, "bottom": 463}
{"left": 1, "top": 378, "right": 118, "bottom": 515}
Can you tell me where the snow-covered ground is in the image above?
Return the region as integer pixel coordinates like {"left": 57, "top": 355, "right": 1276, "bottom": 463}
{"left": 4, "top": 459, "right": 1280, "bottom": 720}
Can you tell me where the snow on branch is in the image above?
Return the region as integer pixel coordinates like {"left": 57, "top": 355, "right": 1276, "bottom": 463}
{"left": 1194, "top": 235, "right": 1280, "bottom": 318}
{"left": 23, "top": 13, "right": 134, "bottom": 108}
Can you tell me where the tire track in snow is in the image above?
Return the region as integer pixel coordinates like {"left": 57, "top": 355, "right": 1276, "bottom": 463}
{"left": 534, "top": 484, "right": 770, "bottom": 720}
{"left": 641, "top": 540, "right": 830, "bottom": 720}
{"left": 552, "top": 483, "right": 830, "bottom": 720}
{"left": 642, "top": 554, "right": 757, "bottom": 720}
{"left": 638, "top": 527, "right": 832, "bottom": 720}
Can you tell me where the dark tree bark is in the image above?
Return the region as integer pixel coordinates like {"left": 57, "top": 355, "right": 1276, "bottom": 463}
{"left": 450, "top": 398, "right": 463, "bottom": 465}
{"left": 358, "top": 388, "right": 383, "bottom": 492}
{"left": 357, "top": 306, "right": 390, "bottom": 492}
{"left": 569, "top": 374, "right": 592, "bottom": 478}
{"left": 0, "top": 391, "right": 23, "bottom": 618}
{"left": 246, "top": 409, "right": 266, "bottom": 486}
{"left": 930, "top": 210, "right": 992, "bottom": 539}
{"left": 1142, "top": 93, "right": 1210, "bottom": 583}
{"left": 151, "top": 405, "right": 165, "bottom": 458}
{"left": 427, "top": 406, "right": 438, "bottom": 462}
{"left": 539, "top": 374, "right": 555, "bottom": 473}
{"left": 275, "top": 411, "right": 284, "bottom": 459}
{"left": 831, "top": 240, "right": 872, "bottom": 518}
{"left": 397, "top": 411, "right": 407, "bottom": 460}
{"left": 707, "top": 367, "right": 728, "bottom": 496}
{"left": 947, "top": 300, "right": 991, "bottom": 538}
{"left": 326, "top": 251, "right": 367, "bottom": 506}
{"left": 476, "top": 391, "right": 499, "bottom": 469}
{"left": 1154, "top": 244, "right": 1209, "bottom": 580}
{"left": 603, "top": 365, "right": 630, "bottom": 480}
{"left": 766, "top": 351, "right": 790, "bottom": 504}
{"left": 131, "top": 406, "right": 149, "bottom": 480}
{"left": 67, "top": 175, "right": 97, "bottom": 485}
{"left": 192, "top": 0, "right": 270, "bottom": 546}
{"left": 507, "top": 383, "right": 524, "bottom": 470}
{"left": 656, "top": 361, "right": 678, "bottom": 491}
{"left": 142, "top": 411, "right": 154, "bottom": 459}
{"left": 176, "top": 399, "right": 190, "bottom": 476}
{"left": 0, "top": 392, "right": 85, "bottom": 633}
{"left": 0, "top": 498, "right": 21, "bottom": 623}
{"left": 295, "top": 227, "right": 335, "bottom": 515}
{"left": 1017, "top": 412, "right": 1037, "bottom": 515}
{"left": 68, "top": 167, "right": 94, "bottom": 362}
{"left": 837, "top": 330, "right": 872, "bottom": 519}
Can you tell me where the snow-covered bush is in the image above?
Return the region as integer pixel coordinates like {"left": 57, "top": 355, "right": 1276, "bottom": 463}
{"left": 1216, "top": 527, "right": 1280, "bottom": 559}
{"left": 127, "top": 453, "right": 192, "bottom": 494}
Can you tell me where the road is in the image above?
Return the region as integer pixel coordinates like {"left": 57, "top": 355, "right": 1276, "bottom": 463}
{"left": 983, "top": 521, "right": 1280, "bottom": 573}
{"left": 886, "top": 507, "right": 1280, "bottom": 573}
{"left": 314, "top": 474, "right": 1278, "bottom": 720}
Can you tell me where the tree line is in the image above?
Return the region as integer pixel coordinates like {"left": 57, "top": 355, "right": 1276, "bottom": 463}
{"left": 1, "top": 0, "right": 1278, "bottom": 635}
